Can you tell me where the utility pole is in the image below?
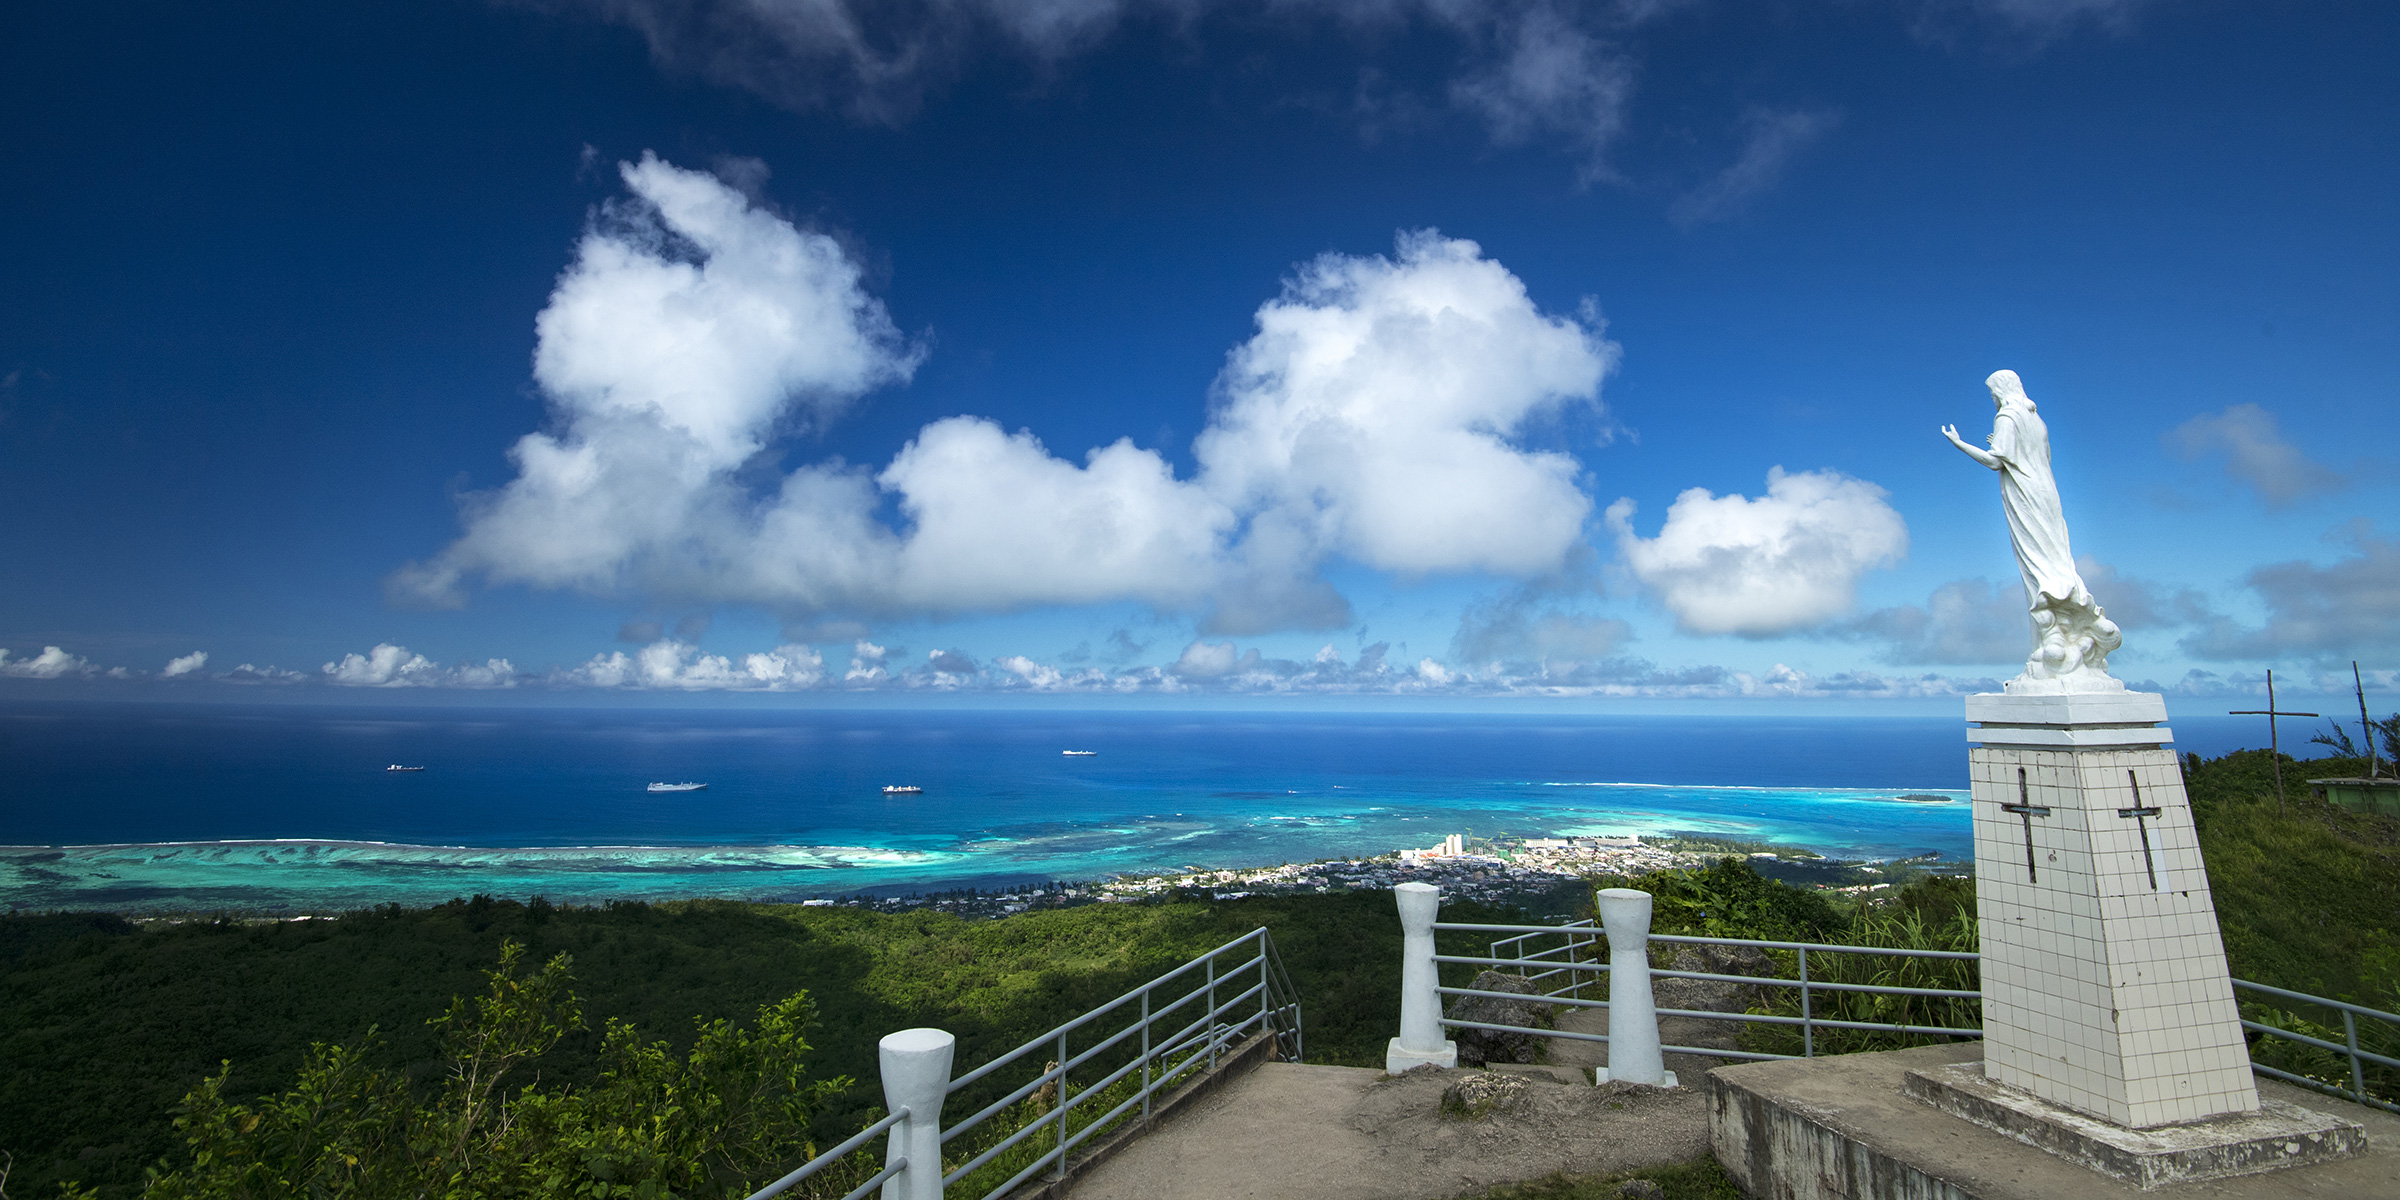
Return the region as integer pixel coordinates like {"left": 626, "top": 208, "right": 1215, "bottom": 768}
{"left": 2355, "top": 661, "right": 2381, "bottom": 781}
{"left": 2229, "top": 668, "right": 2318, "bottom": 812}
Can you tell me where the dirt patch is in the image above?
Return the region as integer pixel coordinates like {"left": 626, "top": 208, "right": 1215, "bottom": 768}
{"left": 1355, "top": 1067, "right": 1706, "bottom": 1174}
{"left": 1065, "top": 1062, "right": 1708, "bottom": 1200}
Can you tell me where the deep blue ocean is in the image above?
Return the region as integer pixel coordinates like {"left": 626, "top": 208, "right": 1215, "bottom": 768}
{"left": 0, "top": 703, "right": 2264, "bottom": 913}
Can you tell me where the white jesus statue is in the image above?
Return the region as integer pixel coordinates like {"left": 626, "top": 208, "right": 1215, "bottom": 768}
{"left": 1941, "top": 369, "right": 2124, "bottom": 693}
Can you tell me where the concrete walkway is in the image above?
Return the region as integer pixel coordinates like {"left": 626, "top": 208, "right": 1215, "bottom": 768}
{"left": 1061, "top": 961, "right": 2400, "bottom": 1200}
{"left": 1062, "top": 998, "right": 1731, "bottom": 1200}
{"left": 1061, "top": 1059, "right": 1707, "bottom": 1200}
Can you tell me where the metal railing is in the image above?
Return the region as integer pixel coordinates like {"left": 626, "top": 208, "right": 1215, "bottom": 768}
{"left": 747, "top": 926, "right": 1303, "bottom": 1200}
{"left": 1489, "top": 919, "right": 1599, "bottom": 1001}
{"left": 1444, "top": 922, "right": 1979, "bottom": 1064}
{"left": 1459, "top": 920, "right": 2400, "bottom": 1113}
{"left": 2234, "top": 979, "right": 2400, "bottom": 1115}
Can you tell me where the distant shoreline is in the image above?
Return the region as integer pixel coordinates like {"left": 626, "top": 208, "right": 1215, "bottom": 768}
{"left": 14, "top": 829, "right": 1966, "bottom": 923}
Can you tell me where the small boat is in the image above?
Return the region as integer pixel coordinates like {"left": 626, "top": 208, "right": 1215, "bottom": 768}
{"left": 385, "top": 764, "right": 425, "bottom": 772}
{"left": 1061, "top": 750, "right": 1097, "bottom": 757}
{"left": 883, "top": 785, "right": 924, "bottom": 795}
{"left": 647, "top": 782, "right": 708, "bottom": 793}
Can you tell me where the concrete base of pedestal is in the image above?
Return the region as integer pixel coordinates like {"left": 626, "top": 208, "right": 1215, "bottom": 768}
{"left": 1708, "top": 1043, "right": 2388, "bottom": 1199}
{"left": 1904, "top": 1056, "right": 2363, "bottom": 1189}
{"left": 1595, "top": 1067, "right": 1679, "bottom": 1087}
{"left": 1385, "top": 1037, "right": 1456, "bottom": 1074}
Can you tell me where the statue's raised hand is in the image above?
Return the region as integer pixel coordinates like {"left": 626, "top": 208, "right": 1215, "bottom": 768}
{"left": 1942, "top": 423, "right": 1999, "bottom": 469}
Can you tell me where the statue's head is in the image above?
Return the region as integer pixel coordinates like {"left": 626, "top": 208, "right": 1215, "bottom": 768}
{"left": 1985, "top": 369, "right": 2034, "bottom": 411}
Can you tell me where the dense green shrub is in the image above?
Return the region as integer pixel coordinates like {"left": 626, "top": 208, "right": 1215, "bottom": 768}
{"left": 142, "top": 942, "right": 845, "bottom": 1200}
{"left": 0, "top": 891, "right": 1519, "bottom": 1197}
{"left": 1587, "top": 856, "right": 1847, "bottom": 945}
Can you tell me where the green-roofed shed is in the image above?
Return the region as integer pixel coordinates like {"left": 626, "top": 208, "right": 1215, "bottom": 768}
{"left": 2308, "top": 776, "right": 2400, "bottom": 818}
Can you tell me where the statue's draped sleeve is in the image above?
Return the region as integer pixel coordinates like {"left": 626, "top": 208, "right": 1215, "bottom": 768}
{"left": 1992, "top": 408, "right": 2082, "bottom": 608}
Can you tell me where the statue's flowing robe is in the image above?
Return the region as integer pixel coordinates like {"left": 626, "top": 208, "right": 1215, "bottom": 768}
{"left": 1989, "top": 403, "right": 2084, "bottom": 610}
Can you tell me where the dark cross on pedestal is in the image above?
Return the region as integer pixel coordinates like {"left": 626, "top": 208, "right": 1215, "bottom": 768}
{"left": 2229, "top": 668, "right": 2317, "bottom": 812}
{"left": 2001, "top": 766, "right": 2052, "bottom": 882}
{"left": 2116, "top": 770, "right": 2163, "bottom": 891}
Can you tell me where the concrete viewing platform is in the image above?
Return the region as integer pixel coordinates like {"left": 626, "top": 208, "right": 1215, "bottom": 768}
{"left": 1711, "top": 1043, "right": 2396, "bottom": 1199}
{"left": 1061, "top": 995, "right": 1739, "bottom": 1199}
{"left": 1054, "top": 1046, "right": 2394, "bottom": 1200}
{"left": 1061, "top": 1060, "right": 1708, "bottom": 1200}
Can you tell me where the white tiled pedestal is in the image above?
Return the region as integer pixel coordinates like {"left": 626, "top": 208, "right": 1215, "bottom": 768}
{"left": 1703, "top": 690, "right": 2366, "bottom": 1195}
{"left": 1966, "top": 690, "right": 2257, "bottom": 1128}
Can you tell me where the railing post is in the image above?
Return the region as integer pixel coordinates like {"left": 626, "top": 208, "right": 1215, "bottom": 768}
{"left": 879, "top": 1028, "right": 953, "bottom": 1200}
{"left": 1565, "top": 931, "right": 1579, "bottom": 1001}
{"left": 1799, "top": 947, "right": 1813, "bottom": 1058}
{"left": 1053, "top": 1028, "right": 1070, "bottom": 1180}
{"left": 2346, "top": 1011, "right": 2365, "bottom": 1102}
{"left": 1258, "top": 934, "right": 1271, "bottom": 1036}
{"left": 1140, "top": 988, "right": 1153, "bottom": 1118}
{"left": 1386, "top": 881, "right": 1457, "bottom": 1073}
{"left": 1205, "top": 953, "right": 1220, "bottom": 1070}
{"left": 1596, "top": 888, "right": 1675, "bottom": 1087}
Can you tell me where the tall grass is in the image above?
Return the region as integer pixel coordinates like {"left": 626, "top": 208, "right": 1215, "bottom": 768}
{"left": 1730, "top": 904, "right": 1980, "bottom": 1058}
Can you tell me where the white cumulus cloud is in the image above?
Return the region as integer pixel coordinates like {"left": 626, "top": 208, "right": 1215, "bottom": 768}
{"left": 0, "top": 646, "right": 95, "bottom": 679}
{"left": 398, "top": 159, "right": 1615, "bottom": 637}
{"left": 390, "top": 152, "right": 922, "bottom": 608}
{"left": 994, "top": 654, "right": 1066, "bottom": 689}
{"left": 878, "top": 417, "right": 1233, "bottom": 615}
{"left": 845, "top": 640, "right": 891, "bottom": 683}
{"left": 1606, "top": 467, "right": 1908, "bottom": 637}
{"left": 1200, "top": 229, "right": 1610, "bottom": 578}
{"left": 1170, "top": 639, "right": 1251, "bottom": 679}
{"left": 162, "top": 650, "right": 209, "bottom": 677}
{"left": 564, "top": 639, "right": 827, "bottom": 690}
{"left": 323, "top": 644, "right": 518, "bottom": 688}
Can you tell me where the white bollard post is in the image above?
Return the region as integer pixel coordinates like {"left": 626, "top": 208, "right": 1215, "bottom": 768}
{"left": 1595, "top": 888, "right": 1676, "bottom": 1087}
{"left": 880, "top": 1028, "right": 955, "bottom": 1200}
{"left": 1386, "top": 881, "right": 1458, "bottom": 1074}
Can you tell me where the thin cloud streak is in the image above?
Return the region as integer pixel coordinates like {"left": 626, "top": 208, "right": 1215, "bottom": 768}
{"left": 2168, "top": 403, "right": 2346, "bottom": 509}
{"left": 1670, "top": 106, "right": 1842, "bottom": 227}
{"left": 2180, "top": 524, "right": 2400, "bottom": 661}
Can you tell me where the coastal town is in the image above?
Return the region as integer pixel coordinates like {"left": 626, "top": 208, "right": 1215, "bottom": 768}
{"left": 825, "top": 830, "right": 1923, "bottom": 919}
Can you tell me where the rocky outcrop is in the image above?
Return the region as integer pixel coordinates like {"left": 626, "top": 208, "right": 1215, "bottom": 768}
{"left": 1438, "top": 1070, "right": 1530, "bottom": 1120}
{"left": 1655, "top": 943, "right": 1773, "bottom": 1017}
{"left": 1446, "top": 970, "right": 1556, "bottom": 1066}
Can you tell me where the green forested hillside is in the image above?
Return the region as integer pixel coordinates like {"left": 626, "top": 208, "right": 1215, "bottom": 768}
{"left": 2183, "top": 748, "right": 2400, "bottom": 1007}
{"left": 0, "top": 891, "right": 1516, "bottom": 1197}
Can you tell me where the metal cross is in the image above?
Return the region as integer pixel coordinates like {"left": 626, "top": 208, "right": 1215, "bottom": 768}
{"left": 2115, "top": 770, "right": 2163, "bottom": 891}
{"left": 2000, "top": 766, "right": 2052, "bottom": 882}
{"left": 2229, "top": 668, "right": 2317, "bottom": 811}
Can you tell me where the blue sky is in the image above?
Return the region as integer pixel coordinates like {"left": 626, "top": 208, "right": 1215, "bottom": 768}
{"left": 1, "top": 0, "right": 2393, "bottom": 707}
